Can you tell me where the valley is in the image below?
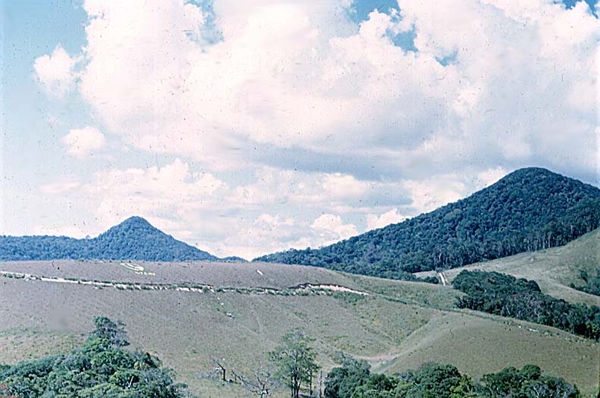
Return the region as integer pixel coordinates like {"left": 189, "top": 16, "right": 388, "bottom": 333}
{"left": 2, "top": 168, "right": 600, "bottom": 396}
{"left": 1, "top": 257, "right": 598, "bottom": 397}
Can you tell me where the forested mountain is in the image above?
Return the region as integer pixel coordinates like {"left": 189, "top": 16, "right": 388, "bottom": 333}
{"left": 0, "top": 216, "right": 219, "bottom": 261}
{"left": 255, "top": 167, "right": 600, "bottom": 277}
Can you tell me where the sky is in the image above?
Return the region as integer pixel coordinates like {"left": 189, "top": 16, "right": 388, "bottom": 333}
{"left": 1, "top": 0, "right": 599, "bottom": 259}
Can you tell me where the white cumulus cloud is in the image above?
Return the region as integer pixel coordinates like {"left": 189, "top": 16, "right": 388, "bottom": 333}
{"left": 311, "top": 213, "right": 358, "bottom": 245}
{"left": 34, "top": 46, "right": 78, "bottom": 98}
{"left": 31, "top": 0, "right": 599, "bottom": 179}
{"left": 366, "top": 208, "right": 406, "bottom": 231}
{"left": 30, "top": 0, "right": 600, "bottom": 258}
{"left": 62, "top": 126, "right": 106, "bottom": 158}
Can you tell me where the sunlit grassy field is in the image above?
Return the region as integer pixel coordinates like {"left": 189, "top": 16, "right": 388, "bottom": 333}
{"left": 416, "top": 229, "right": 600, "bottom": 308}
{"left": 1, "top": 255, "right": 598, "bottom": 396}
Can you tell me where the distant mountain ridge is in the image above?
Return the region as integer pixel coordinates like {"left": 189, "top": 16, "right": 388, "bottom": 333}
{"left": 0, "top": 216, "right": 221, "bottom": 262}
{"left": 255, "top": 167, "right": 600, "bottom": 278}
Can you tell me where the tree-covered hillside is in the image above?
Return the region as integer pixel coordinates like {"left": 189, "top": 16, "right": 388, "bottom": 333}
{"left": 256, "top": 168, "right": 600, "bottom": 276}
{"left": 453, "top": 270, "right": 600, "bottom": 341}
{"left": 0, "top": 216, "right": 219, "bottom": 262}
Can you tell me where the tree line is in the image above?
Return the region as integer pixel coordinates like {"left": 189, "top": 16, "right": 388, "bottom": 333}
{"left": 571, "top": 269, "right": 600, "bottom": 297}
{"left": 324, "top": 356, "right": 580, "bottom": 398}
{"left": 207, "top": 330, "right": 585, "bottom": 398}
{"left": 0, "top": 317, "right": 588, "bottom": 397}
{"left": 453, "top": 270, "right": 600, "bottom": 341}
{"left": 256, "top": 168, "right": 600, "bottom": 279}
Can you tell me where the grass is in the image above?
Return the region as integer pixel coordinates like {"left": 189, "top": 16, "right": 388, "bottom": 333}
{"left": 345, "top": 273, "right": 459, "bottom": 310}
{"left": 418, "top": 228, "right": 600, "bottom": 308}
{"left": 378, "top": 311, "right": 598, "bottom": 396}
{"left": 0, "top": 256, "right": 598, "bottom": 397}
{"left": 0, "top": 328, "right": 83, "bottom": 364}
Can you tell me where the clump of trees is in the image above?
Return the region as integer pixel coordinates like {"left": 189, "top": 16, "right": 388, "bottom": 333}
{"left": 0, "top": 317, "right": 187, "bottom": 397}
{"left": 324, "top": 355, "right": 371, "bottom": 398}
{"left": 571, "top": 269, "right": 600, "bottom": 297}
{"left": 453, "top": 270, "right": 600, "bottom": 341}
{"left": 324, "top": 359, "right": 580, "bottom": 398}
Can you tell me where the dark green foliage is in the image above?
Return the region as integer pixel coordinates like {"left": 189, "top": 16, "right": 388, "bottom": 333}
{"left": 88, "top": 316, "right": 130, "bottom": 348}
{"left": 398, "top": 363, "right": 465, "bottom": 398}
{"left": 0, "top": 317, "right": 187, "bottom": 398}
{"left": 325, "top": 360, "right": 471, "bottom": 398}
{"left": 324, "top": 355, "right": 371, "bottom": 398}
{"left": 324, "top": 360, "right": 579, "bottom": 398}
{"left": 571, "top": 269, "right": 600, "bottom": 297}
{"left": 477, "top": 365, "right": 580, "bottom": 398}
{"left": 220, "top": 256, "right": 249, "bottom": 263}
{"left": 0, "top": 216, "right": 218, "bottom": 261}
{"left": 269, "top": 330, "right": 320, "bottom": 398}
{"left": 256, "top": 168, "right": 600, "bottom": 277}
{"left": 352, "top": 373, "right": 399, "bottom": 398}
{"left": 453, "top": 270, "right": 600, "bottom": 341}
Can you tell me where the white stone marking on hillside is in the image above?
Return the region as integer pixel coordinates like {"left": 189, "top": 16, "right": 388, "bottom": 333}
{"left": 120, "top": 262, "right": 144, "bottom": 271}
{"left": 0, "top": 271, "right": 369, "bottom": 296}
{"left": 437, "top": 272, "right": 448, "bottom": 286}
{"left": 304, "top": 284, "right": 369, "bottom": 296}
{"left": 120, "top": 262, "right": 155, "bottom": 276}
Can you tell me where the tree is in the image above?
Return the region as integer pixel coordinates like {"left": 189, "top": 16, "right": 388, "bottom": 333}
{"left": 210, "top": 356, "right": 228, "bottom": 382}
{"left": 233, "top": 364, "right": 281, "bottom": 397}
{"left": 269, "top": 330, "right": 320, "bottom": 398}
{"left": 324, "top": 354, "right": 370, "bottom": 398}
{"left": 88, "top": 316, "right": 130, "bottom": 347}
{"left": 477, "top": 365, "right": 579, "bottom": 398}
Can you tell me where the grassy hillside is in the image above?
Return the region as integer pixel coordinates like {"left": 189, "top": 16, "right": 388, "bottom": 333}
{"left": 378, "top": 311, "right": 598, "bottom": 391}
{"left": 422, "top": 228, "right": 600, "bottom": 308}
{"left": 256, "top": 167, "right": 600, "bottom": 279}
{"left": 1, "top": 260, "right": 598, "bottom": 396}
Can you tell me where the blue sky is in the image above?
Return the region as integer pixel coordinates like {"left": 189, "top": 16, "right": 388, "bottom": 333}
{"left": 2, "top": 0, "right": 599, "bottom": 258}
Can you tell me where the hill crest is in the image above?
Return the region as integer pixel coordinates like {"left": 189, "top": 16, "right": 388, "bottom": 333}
{"left": 255, "top": 167, "right": 600, "bottom": 277}
{"left": 0, "top": 217, "right": 219, "bottom": 262}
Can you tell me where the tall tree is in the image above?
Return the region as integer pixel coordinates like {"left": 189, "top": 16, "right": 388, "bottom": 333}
{"left": 324, "top": 354, "right": 371, "bottom": 398}
{"left": 88, "top": 316, "right": 130, "bottom": 347}
{"left": 269, "top": 330, "right": 320, "bottom": 398}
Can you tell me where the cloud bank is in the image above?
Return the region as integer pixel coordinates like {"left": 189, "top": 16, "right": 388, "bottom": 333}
{"left": 33, "top": 0, "right": 599, "bottom": 258}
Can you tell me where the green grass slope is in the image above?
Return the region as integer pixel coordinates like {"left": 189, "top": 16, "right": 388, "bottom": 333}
{"left": 422, "top": 228, "right": 600, "bottom": 307}
{"left": 0, "top": 260, "right": 598, "bottom": 397}
{"left": 378, "top": 311, "right": 598, "bottom": 395}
